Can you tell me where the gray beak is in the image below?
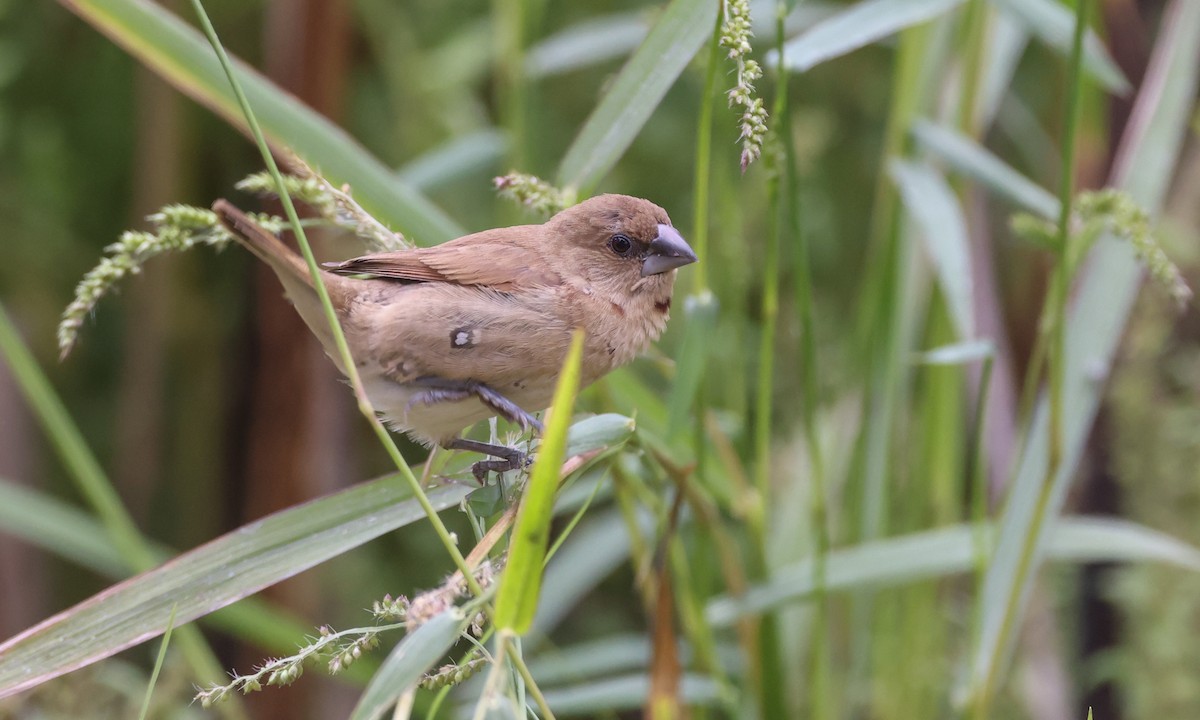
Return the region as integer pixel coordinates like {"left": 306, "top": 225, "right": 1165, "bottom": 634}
{"left": 641, "top": 224, "right": 698, "bottom": 277}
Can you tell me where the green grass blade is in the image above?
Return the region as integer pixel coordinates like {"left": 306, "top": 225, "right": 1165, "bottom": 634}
{"left": 0, "top": 302, "right": 153, "bottom": 572}
{"left": 0, "top": 480, "right": 470, "bottom": 698}
{"left": 913, "top": 340, "right": 995, "bottom": 365}
{"left": 398, "top": 129, "right": 508, "bottom": 191}
{"left": 0, "top": 477, "right": 130, "bottom": 577}
{"left": 889, "top": 158, "right": 975, "bottom": 340}
{"left": 349, "top": 609, "right": 468, "bottom": 720}
{"left": 556, "top": 0, "right": 717, "bottom": 193}
{"left": 494, "top": 331, "right": 586, "bottom": 634}
{"left": 991, "top": 0, "right": 1129, "bottom": 93}
{"left": 137, "top": 604, "right": 177, "bottom": 720}
{"left": 0, "top": 477, "right": 365, "bottom": 673}
{"left": 912, "top": 120, "right": 1060, "bottom": 219}
{"left": 967, "top": 0, "right": 1200, "bottom": 701}
{"left": 58, "top": 0, "right": 461, "bottom": 243}
{"left": 525, "top": 11, "right": 648, "bottom": 78}
{"left": 775, "top": 0, "right": 967, "bottom": 72}
{"left": 706, "top": 517, "right": 1200, "bottom": 625}
{"left": 534, "top": 674, "right": 721, "bottom": 716}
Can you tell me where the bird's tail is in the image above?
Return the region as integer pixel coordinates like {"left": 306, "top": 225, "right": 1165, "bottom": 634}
{"left": 212, "top": 199, "right": 353, "bottom": 368}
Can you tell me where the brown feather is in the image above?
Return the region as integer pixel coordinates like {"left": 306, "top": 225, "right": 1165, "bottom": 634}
{"left": 327, "top": 227, "right": 561, "bottom": 291}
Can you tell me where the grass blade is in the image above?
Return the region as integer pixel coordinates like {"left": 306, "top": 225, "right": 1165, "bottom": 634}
{"left": 912, "top": 120, "right": 1060, "bottom": 219}
{"left": 556, "top": 0, "right": 717, "bottom": 192}
{"left": 349, "top": 609, "right": 468, "bottom": 720}
{"left": 525, "top": 11, "right": 649, "bottom": 78}
{"left": 774, "top": 0, "right": 967, "bottom": 72}
{"left": 58, "top": 0, "right": 461, "bottom": 243}
{"left": 0, "top": 480, "right": 470, "bottom": 698}
{"left": 494, "top": 331, "right": 585, "bottom": 634}
{"left": 889, "top": 158, "right": 975, "bottom": 340}
{"left": 707, "top": 517, "right": 1200, "bottom": 625}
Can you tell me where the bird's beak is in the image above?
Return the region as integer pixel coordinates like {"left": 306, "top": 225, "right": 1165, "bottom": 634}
{"left": 641, "top": 224, "right": 698, "bottom": 277}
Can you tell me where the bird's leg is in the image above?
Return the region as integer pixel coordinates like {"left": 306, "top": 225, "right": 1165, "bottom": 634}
{"left": 409, "top": 376, "right": 542, "bottom": 482}
{"left": 441, "top": 437, "right": 531, "bottom": 484}
{"left": 408, "top": 376, "right": 544, "bottom": 433}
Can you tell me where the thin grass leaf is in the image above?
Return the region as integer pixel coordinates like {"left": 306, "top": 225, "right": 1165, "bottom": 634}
{"left": 773, "top": 0, "right": 967, "bottom": 73}
{"left": 137, "top": 604, "right": 177, "bottom": 720}
{"left": 912, "top": 120, "right": 1060, "bottom": 219}
{"left": 706, "top": 517, "right": 1200, "bottom": 625}
{"left": 889, "top": 158, "right": 975, "bottom": 340}
{"left": 525, "top": 11, "right": 649, "bottom": 78}
{"left": 532, "top": 508, "right": 648, "bottom": 641}
{"left": 397, "top": 129, "right": 508, "bottom": 191}
{"left": 967, "top": 0, "right": 1200, "bottom": 700}
{"left": 349, "top": 609, "right": 468, "bottom": 720}
{"left": 0, "top": 478, "right": 131, "bottom": 578}
{"left": 0, "top": 478, "right": 363, "bottom": 676}
{"left": 991, "top": 0, "right": 1129, "bottom": 93}
{"left": 913, "top": 339, "right": 995, "bottom": 365}
{"left": 556, "top": 0, "right": 717, "bottom": 192}
{"left": 0, "top": 480, "right": 471, "bottom": 699}
{"left": 494, "top": 331, "right": 586, "bottom": 634}
{"left": 58, "top": 0, "right": 461, "bottom": 243}
{"left": 536, "top": 674, "right": 721, "bottom": 715}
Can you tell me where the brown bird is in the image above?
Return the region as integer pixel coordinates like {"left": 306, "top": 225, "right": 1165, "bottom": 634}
{"left": 213, "top": 194, "right": 697, "bottom": 480}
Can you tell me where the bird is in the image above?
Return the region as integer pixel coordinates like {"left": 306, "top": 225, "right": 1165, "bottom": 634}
{"left": 212, "top": 193, "right": 697, "bottom": 481}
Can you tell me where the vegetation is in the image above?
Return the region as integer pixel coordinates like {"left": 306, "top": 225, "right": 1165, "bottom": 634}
{"left": 0, "top": 0, "right": 1198, "bottom": 718}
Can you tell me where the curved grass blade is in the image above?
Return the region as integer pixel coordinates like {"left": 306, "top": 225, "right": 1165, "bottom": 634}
{"left": 556, "top": 0, "right": 717, "bottom": 193}
{"left": 707, "top": 517, "right": 1200, "bottom": 626}
{"left": 0, "top": 479, "right": 470, "bottom": 699}
{"left": 912, "top": 120, "right": 1059, "bottom": 219}
{"left": 349, "top": 609, "right": 468, "bottom": 720}
{"left": 889, "top": 158, "right": 975, "bottom": 340}
{"left": 58, "top": 0, "right": 461, "bottom": 243}
{"left": 774, "top": 0, "right": 967, "bottom": 73}
{"left": 525, "top": 11, "right": 649, "bottom": 78}
{"left": 495, "top": 331, "right": 585, "bottom": 634}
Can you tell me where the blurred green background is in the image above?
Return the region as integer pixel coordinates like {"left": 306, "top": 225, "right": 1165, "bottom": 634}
{"left": 1, "top": 0, "right": 1199, "bottom": 718}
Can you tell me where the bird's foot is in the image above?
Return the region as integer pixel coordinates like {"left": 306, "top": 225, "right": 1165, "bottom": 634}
{"left": 442, "top": 437, "right": 533, "bottom": 484}
{"left": 409, "top": 376, "right": 544, "bottom": 433}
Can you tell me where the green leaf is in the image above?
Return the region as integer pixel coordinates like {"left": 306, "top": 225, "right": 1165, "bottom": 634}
{"left": 706, "top": 517, "right": 1200, "bottom": 625}
{"left": 774, "top": 0, "right": 968, "bottom": 72}
{"left": 562, "top": 413, "right": 637, "bottom": 459}
{"left": 991, "top": 0, "right": 1130, "bottom": 93}
{"left": 912, "top": 120, "right": 1059, "bottom": 219}
{"left": 967, "top": 0, "right": 1200, "bottom": 699}
{"left": 349, "top": 609, "right": 467, "bottom": 720}
{"left": 556, "top": 0, "right": 717, "bottom": 192}
{"left": 494, "top": 331, "right": 585, "bottom": 634}
{"left": 0, "top": 479, "right": 470, "bottom": 699}
{"left": 889, "top": 158, "right": 975, "bottom": 340}
{"left": 60, "top": 0, "right": 462, "bottom": 244}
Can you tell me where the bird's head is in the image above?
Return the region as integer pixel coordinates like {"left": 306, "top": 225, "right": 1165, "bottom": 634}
{"left": 545, "top": 194, "right": 697, "bottom": 300}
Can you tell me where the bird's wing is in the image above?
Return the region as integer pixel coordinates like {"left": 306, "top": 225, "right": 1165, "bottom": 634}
{"left": 326, "top": 228, "right": 560, "bottom": 292}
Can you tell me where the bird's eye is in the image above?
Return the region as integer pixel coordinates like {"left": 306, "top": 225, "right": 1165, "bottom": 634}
{"left": 608, "top": 234, "right": 634, "bottom": 257}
